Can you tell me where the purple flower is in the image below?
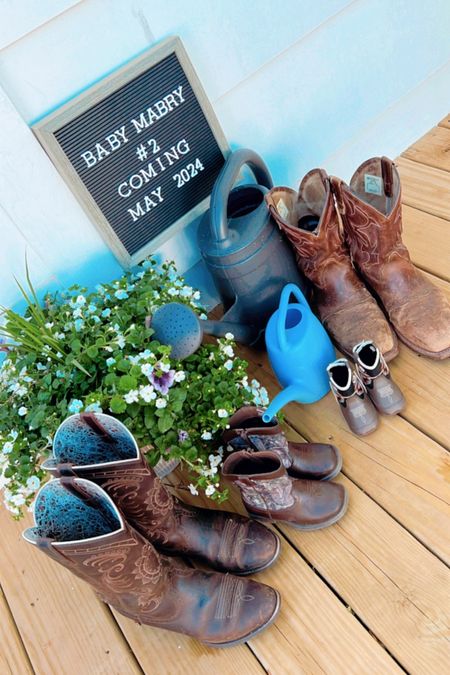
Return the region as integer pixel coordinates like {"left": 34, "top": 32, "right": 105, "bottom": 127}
{"left": 149, "top": 369, "right": 175, "bottom": 395}
{"left": 178, "top": 430, "right": 189, "bottom": 442}
{"left": 0, "top": 337, "right": 9, "bottom": 353}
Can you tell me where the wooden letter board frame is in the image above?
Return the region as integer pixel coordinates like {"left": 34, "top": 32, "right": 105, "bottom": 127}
{"left": 33, "top": 36, "right": 229, "bottom": 267}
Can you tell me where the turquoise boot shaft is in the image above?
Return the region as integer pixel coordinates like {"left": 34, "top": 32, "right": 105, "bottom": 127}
{"left": 263, "top": 284, "right": 335, "bottom": 422}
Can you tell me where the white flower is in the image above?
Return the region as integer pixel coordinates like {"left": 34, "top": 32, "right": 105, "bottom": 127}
{"left": 168, "top": 287, "right": 179, "bottom": 296}
{"left": 56, "top": 333, "right": 65, "bottom": 340}
{"left": 116, "top": 335, "right": 126, "bottom": 349}
{"left": 208, "top": 454, "right": 222, "bottom": 468}
{"left": 205, "top": 485, "right": 216, "bottom": 496}
{"left": 141, "top": 363, "right": 153, "bottom": 375}
{"left": 201, "top": 431, "right": 212, "bottom": 441}
{"left": 199, "top": 313, "right": 207, "bottom": 320}
{"left": 140, "top": 385, "right": 156, "bottom": 402}
{"left": 2, "top": 442, "right": 13, "bottom": 454}
{"left": 174, "top": 371, "right": 185, "bottom": 382}
{"left": 44, "top": 322, "right": 54, "bottom": 329}
{"left": 188, "top": 483, "right": 199, "bottom": 496}
{"left": 224, "top": 360, "right": 233, "bottom": 371}
{"left": 159, "top": 362, "right": 170, "bottom": 373}
{"left": 18, "top": 406, "right": 28, "bottom": 416}
{"left": 155, "top": 398, "right": 167, "bottom": 409}
{"left": 222, "top": 345, "right": 234, "bottom": 358}
{"left": 10, "top": 494, "right": 25, "bottom": 506}
{"left": 26, "top": 476, "right": 40, "bottom": 491}
{"left": 73, "top": 307, "right": 83, "bottom": 318}
{"left": 217, "top": 409, "right": 228, "bottom": 418}
{"left": 76, "top": 295, "right": 86, "bottom": 306}
{"left": 0, "top": 473, "right": 10, "bottom": 490}
{"left": 224, "top": 332, "right": 234, "bottom": 340}
{"left": 124, "top": 390, "right": 139, "bottom": 404}
{"left": 193, "top": 291, "right": 201, "bottom": 300}
{"left": 106, "top": 357, "right": 116, "bottom": 367}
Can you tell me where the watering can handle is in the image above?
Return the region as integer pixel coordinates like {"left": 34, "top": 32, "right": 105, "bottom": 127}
{"left": 210, "top": 148, "right": 273, "bottom": 243}
{"left": 277, "top": 283, "right": 310, "bottom": 352}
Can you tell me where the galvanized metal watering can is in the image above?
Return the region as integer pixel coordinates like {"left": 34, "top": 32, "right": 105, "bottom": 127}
{"left": 198, "top": 149, "right": 306, "bottom": 345}
{"left": 263, "top": 283, "right": 335, "bottom": 422}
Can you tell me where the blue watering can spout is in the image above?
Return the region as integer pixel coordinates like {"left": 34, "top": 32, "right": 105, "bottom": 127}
{"left": 262, "top": 386, "right": 297, "bottom": 423}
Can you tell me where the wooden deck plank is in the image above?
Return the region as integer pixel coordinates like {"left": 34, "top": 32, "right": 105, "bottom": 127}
{"left": 273, "top": 447, "right": 450, "bottom": 672}
{"left": 403, "top": 205, "right": 450, "bottom": 281}
{"left": 0, "top": 510, "right": 141, "bottom": 675}
{"left": 0, "top": 586, "right": 33, "bottom": 675}
{"left": 396, "top": 156, "right": 450, "bottom": 220}
{"left": 402, "top": 125, "right": 450, "bottom": 172}
{"left": 175, "top": 460, "right": 450, "bottom": 673}
{"left": 111, "top": 611, "right": 265, "bottom": 675}
{"left": 251, "top": 538, "right": 401, "bottom": 675}
{"left": 169, "top": 479, "right": 400, "bottom": 675}
{"left": 241, "top": 349, "right": 450, "bottom": 565}
{"left": 438, "top": 114, "right": 450, "bottom": 129}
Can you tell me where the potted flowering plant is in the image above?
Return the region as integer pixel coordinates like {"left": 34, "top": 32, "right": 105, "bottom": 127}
{"left": 0, "top": 259, "right": 269, "bottom": 516}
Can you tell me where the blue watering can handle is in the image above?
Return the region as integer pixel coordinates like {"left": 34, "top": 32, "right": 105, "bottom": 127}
{"left": 210, "top": 148, "right": 273, "bottom": 243}
{"left": 277, "top": 283, "right": 310, "bottom": 352}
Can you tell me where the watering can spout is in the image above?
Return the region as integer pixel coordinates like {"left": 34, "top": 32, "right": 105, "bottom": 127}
{"left": 262, "top": 385, "right": 301, "bottom": 423}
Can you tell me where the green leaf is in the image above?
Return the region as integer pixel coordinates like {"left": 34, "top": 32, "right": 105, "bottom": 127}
{"left": 86, "top": 346, "right": 98, "bottom": 359}
{"left": 158, "top": 413, "right": 173, "bottom": 433}
{"left": 117, "top": 358, "right": 131, "bottom": 372}
{"left": 104, "top": 373, "right": 117, "bottom": 387}
{"left": 185, "top": 447, "right": 198, "bottom": 461}
{"left": 110, "top": 395, "right": 127, "bottom": 414}
{"left": 144, "top": 407, "right": 155, "bottom": 429}
{"left": 118, "top": 375, "right": 137, "bottom": 393}
{"left": 71, "top": 339, "right": 82, "bottom": 353}
{"left": 127, "top": 403, "right": 140, "bottom": 418}
{"left": 172, "top": 400, "right": 184, "bottom": 413}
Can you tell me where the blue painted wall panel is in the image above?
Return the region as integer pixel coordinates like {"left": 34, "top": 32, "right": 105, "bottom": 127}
{"left": 1, "top": 0, "right": 450, "bottom": 308}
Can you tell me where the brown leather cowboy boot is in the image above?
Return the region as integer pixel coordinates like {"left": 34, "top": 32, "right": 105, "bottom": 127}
{"left": 265, "top": 170, "right": 398, "bottom": 361}
{"left": 222, "top": 405, "right": 342, "bottom": 480}
{"left": 222, "top": 450, "right": 348, "bottom": 530}
{"left": 332, "top": 156, "right": 450, "bottom": 360}
{"left": 42, "top": 413, "right": 280, "bottom": 575}
{"left": 23, "top": 478, "right": 280, "bottom": 646}
{"left": 327, "top": 358, "right": 378, "bottom": 436}
{"left": 353, "top": 340, "right": 405, "bottom": 415}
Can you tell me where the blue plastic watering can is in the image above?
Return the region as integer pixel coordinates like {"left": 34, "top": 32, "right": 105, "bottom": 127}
{"left": 262, "top": 284, "right": 335, "bottom": 422}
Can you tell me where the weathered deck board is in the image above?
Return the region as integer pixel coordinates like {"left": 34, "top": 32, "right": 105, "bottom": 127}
{"left": 402, "top": 205, "right": 450, "bottom": 281}
{"left": 0, "top": 586, "right": 33, "bottom": 675}
{"left": 0, "top": 510, "right": 141, "bottom": 675}
{"left": 403, "top": 125, "right": 450, "bottom": 172}
{"left": 111, "top": 611, "right": 265, "bottom": 675}
{"left": 275, "top": 433, "right": 450, "bottom": 672}
{"left": 397, "top": 156, "right": 450, "bottom": 220}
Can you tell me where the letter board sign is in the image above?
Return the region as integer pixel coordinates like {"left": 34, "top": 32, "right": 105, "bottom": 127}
{"left": 33, "top": 36, "right": 229, "bottom": 266}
